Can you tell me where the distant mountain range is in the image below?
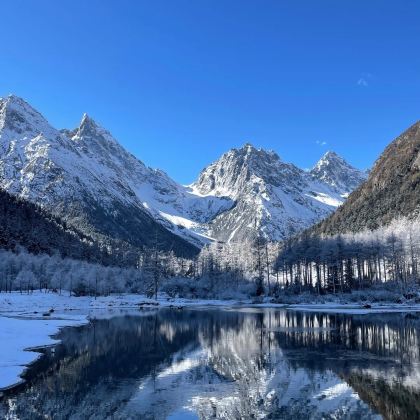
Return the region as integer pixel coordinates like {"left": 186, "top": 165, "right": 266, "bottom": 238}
{"left": 0, "top": 95, "right": 367, "bottom": 254}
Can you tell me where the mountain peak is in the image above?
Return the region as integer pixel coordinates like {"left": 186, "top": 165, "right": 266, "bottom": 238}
{"left": 311, "top": 151, "right": 367, "bottom": 196}
{"left": 193, "top": 142, "right": 297, "bottom": 202}
{"left": 230, "top": 143, "right": 281, "bottom": 164}
{"left": 1, "top": 94, "right": 42, "bottom": 116}
{"left": 74, "top": 112, "right": 117, "bottom": 145}
{"left": 242, "top": 142, "right": 256, "bottom": 151}
{"left": 323, "top": 150, "right": 340, "bottom": 159}
{"left": 0, "top": 94, "right": 52, "bottom": 135}
{"left": 80, "top": 112, "right": 91, "bottom": 123}
{"left": 231, "top": 143, "right": 258, "bottom": 156}
{"left": 2, "top": 94, "right": 26, "bottom": 105}
{"left": 316, "top": 150, "right": 346, "bottom": 166}
{"left": 312, "top": 151, "right": 354, "bottom": 174}
{"left": 79, "top": 112, "right": 99, "bottom": 131}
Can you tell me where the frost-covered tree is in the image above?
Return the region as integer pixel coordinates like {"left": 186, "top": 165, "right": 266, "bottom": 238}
{"left": 275, "top": 217, "right": 420, "bottom": 293}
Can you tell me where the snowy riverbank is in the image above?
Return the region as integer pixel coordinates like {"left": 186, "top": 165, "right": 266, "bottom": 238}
{"left": 1, "top": 291, "right": 420, "bottom": 392}
{"left": 0, "top": 314, "right": 86, "bottom": 391}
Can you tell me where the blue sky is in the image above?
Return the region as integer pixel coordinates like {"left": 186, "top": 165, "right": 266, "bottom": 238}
{"left": 2, "top": 0, "right": 420, "bottom": 183}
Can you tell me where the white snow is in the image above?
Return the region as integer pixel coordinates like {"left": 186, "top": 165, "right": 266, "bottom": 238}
{"left": 0, "top": 314, "right": 86, "bottom": 390}
{"left": 308, "top": 191, "right": 343, "bottom": 207}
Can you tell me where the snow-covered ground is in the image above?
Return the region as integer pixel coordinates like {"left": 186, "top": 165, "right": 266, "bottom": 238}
{"left": 1, "top": 291, "right": 419, "bottom": 392}
{"left": 0, "top": 314, "right": 86, "bottom": 390}
{"left": 0, "top": 292, "right": 243, "bottom": 316}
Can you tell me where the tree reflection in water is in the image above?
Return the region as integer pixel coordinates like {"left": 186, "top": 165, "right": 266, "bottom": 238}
{"left": 1, "top": 309, "right": 419, "bottom": 419}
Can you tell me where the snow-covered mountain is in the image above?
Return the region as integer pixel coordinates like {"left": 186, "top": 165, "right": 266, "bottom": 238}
{"left": 63, "top": 112, "right": 231, "bottom": 248}
{"left": 310, "top": 150, "right": 367, "bottom": 197}
{"left": 190, "top": 144, "right": 366, "bottom": 242}
{"left": 0, "top": 95, "right": 203, "bottom": 255}
{"left": 0, "top": 95, "right": 366, "bottom": 248}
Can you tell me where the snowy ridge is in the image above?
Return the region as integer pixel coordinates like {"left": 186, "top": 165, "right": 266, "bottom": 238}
{"left": 191, "top": 144, "right": 366, "bottom": 242}
{"left": 0, "top": 95, "right": 366, "bottom": 247}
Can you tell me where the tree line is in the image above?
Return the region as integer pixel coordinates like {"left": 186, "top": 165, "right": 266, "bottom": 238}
{"left": 2, "top": 181, "right": 420, "bottom": 299}
{"left": 275, "top": 217, "right": 420, "bottom": 294}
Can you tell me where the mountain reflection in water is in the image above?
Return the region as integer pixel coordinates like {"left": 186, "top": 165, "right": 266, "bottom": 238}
{"left": 1, "top": 308, "right": 419, "bottom": 419}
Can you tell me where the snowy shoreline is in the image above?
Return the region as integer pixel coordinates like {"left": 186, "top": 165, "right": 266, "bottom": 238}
{"left": 1, "top": 291, "right": 420, "bottom": 393}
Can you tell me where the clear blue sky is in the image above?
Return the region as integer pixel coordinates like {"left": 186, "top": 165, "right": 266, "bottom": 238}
{"left": 2, "top": 0, "right": 420, "bottom": 183}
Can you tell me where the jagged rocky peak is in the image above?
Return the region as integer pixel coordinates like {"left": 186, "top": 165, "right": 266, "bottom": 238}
{"left": 310, "top": 150, "right": 367, "bottom": 196}
{"left": 313, "top": 151, "right": 347, "bottom": 169}
{"left": 79, "top": 112, "right": 96, "bottom": 130}
{"left": 192, "top": 143, "right": 288, "bottom": 197}
{"left": 69, "top": 111, "right": 130, "bottom": 161}
{"left": 73, "top": 112, "right": 116, "bottom": 143}
{"left": 231, "top": 142, "right": 281, "bottom": 166}
{"left": 0, "top": 94, "right": 52, "bottom": 135}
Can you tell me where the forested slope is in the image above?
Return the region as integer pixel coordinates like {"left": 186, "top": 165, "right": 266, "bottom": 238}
{"left": 0, "top": 188, "right": 111, "bottom": 263}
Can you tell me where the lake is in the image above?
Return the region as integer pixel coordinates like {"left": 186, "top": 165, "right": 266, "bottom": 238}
{"left": 1, "top": 307, "right": 419, "bottom": 419}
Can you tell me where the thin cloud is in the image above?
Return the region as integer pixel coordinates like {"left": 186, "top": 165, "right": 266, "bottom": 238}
{"left": 316, "top": 140, "right": 327, "bottom": 146}
{"left": 357, "top": 78, "right": 369, "bottom": 87}
{"left": 357, "top": 72, "right": 373, "bottom": 87}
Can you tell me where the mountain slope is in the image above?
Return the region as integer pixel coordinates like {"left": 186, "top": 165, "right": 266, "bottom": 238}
{"left": 63, "top": 113, "right": 231, "bottom": 247}
{"left": 191, "top": 144, "right": 366, "bottom": 242}
{"left": 312, "top": 120, "right": 420, "bottom": 235}
{"left": 0, "top": 95, "right": 199, "bottom": 256}
{"left": 0, "top": 188, "right": 111, "bottom": 262}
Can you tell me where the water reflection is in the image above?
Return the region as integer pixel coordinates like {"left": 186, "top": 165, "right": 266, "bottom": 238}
{"left": 1, "top": 309, "right": 419, "bottom": 419}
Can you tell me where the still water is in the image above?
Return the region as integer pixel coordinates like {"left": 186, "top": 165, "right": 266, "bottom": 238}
{"left": 1, "top": 308, "right": 419, "bottom": 419}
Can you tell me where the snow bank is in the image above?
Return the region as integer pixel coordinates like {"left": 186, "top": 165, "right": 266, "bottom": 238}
{"left": 0, "top": 314, "right": 86, "bottom": 390}
{"left": 0, "top": 292, "right": 242, "bottom": 315}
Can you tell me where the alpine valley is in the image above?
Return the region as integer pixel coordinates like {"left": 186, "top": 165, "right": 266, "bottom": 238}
{"left": 0, "top": 95, "right": 367, "bottom": 255}
{"left": 3, "top": 4, "right": 420, "bottom": 419}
